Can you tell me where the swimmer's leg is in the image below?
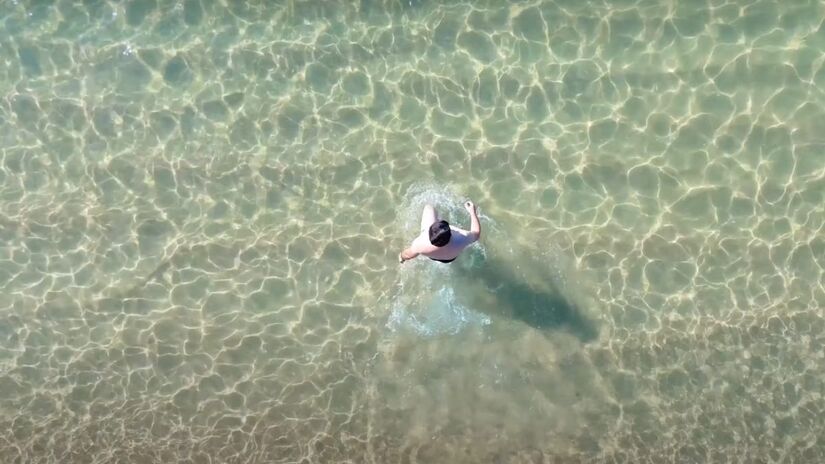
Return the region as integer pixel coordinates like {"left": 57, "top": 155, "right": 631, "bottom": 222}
{"left": 420, "top": 204, "right": 438, "bottom": 231}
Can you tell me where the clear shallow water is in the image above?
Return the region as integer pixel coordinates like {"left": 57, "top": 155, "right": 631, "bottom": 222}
{"left": 2, "top": 0, "right": 825, "bottom": 462}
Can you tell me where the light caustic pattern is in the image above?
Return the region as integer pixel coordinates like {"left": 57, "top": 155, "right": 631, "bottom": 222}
{"left": 1, "top": 0, "right": 825, "bottom": 462}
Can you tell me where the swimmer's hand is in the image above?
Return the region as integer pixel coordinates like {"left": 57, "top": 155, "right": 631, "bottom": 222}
{"left": 464, "top": 200, "right": 476, "bottom": 214}
{"left": 399, "top": 248, "right": 418, "bottom": 263}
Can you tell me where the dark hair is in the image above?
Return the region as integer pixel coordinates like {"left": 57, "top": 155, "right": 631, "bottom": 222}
{"left": 428, "top": 220, "right": 451, "bottom": 247}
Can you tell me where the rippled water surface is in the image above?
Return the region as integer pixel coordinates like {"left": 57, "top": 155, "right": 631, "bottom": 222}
{"left": 3, "top": 0, "right": 825, "bottom": 462}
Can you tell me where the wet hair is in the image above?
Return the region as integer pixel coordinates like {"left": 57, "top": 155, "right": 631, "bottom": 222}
{"left": 428, "top": 220, "right": 451, "bottom": 247}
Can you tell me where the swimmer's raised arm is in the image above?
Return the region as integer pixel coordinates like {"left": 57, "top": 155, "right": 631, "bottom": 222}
{"left": 465, "top": 201, "right": 481, "bottom": 242}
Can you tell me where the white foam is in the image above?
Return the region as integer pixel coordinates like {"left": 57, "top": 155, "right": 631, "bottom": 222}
{"left": 387, "top": 277, "right": 491, "bottom": 337}
{"left": 399, "top": 182, "right": 466, "bottom": 232}
{"left": 400, "top": 182, "right": 501, "bottom": 239}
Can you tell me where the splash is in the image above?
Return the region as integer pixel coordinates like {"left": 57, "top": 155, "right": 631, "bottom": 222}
{"left": 387, "top": 267, "right": 491, "bottom": 337}
{"left": 398, "top": 182, "right": 497, "bottom": 235}
{"left": 398, "top": 182, "right": 467, "bottom": 232}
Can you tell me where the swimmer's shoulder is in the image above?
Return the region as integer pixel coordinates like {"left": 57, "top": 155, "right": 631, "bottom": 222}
{"left": 449, "top": 226, "right": 476, "bottom": 245}
{"left": 410, "top": 232, "right": 437, "bottom": 254}
{"left": 449, "top": 225, "right": 470, "bottom": 235}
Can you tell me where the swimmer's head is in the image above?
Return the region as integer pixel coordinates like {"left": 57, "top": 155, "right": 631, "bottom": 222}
{"left": 428, "top": 220, "right": 451, "bottom": 247}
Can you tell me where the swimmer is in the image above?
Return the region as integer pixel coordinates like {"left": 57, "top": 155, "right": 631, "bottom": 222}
{"left": 399, "top": 201, "right": 481, "bottom": 264}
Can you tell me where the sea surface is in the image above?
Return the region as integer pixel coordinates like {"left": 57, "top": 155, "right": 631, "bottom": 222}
{"left": 2, "top": 0, "right": 825, "bottom": 462}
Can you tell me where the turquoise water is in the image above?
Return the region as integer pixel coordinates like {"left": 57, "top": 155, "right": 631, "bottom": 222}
{"left": 2, "top": 0, "right": 825, "bottom": 462}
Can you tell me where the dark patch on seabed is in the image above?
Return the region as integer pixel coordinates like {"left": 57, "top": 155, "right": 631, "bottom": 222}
{"left": 456, "top": 251, "right": 599, "bottom": 342}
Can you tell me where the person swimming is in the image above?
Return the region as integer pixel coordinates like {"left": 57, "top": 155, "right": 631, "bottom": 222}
{"left": 399, "top": 201, "right": 481, "bottom": 264}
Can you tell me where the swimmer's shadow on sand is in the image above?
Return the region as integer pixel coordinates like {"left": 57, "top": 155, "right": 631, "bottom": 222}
{"left": 455, "top": 255, "right": 598, "bottom": 342}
